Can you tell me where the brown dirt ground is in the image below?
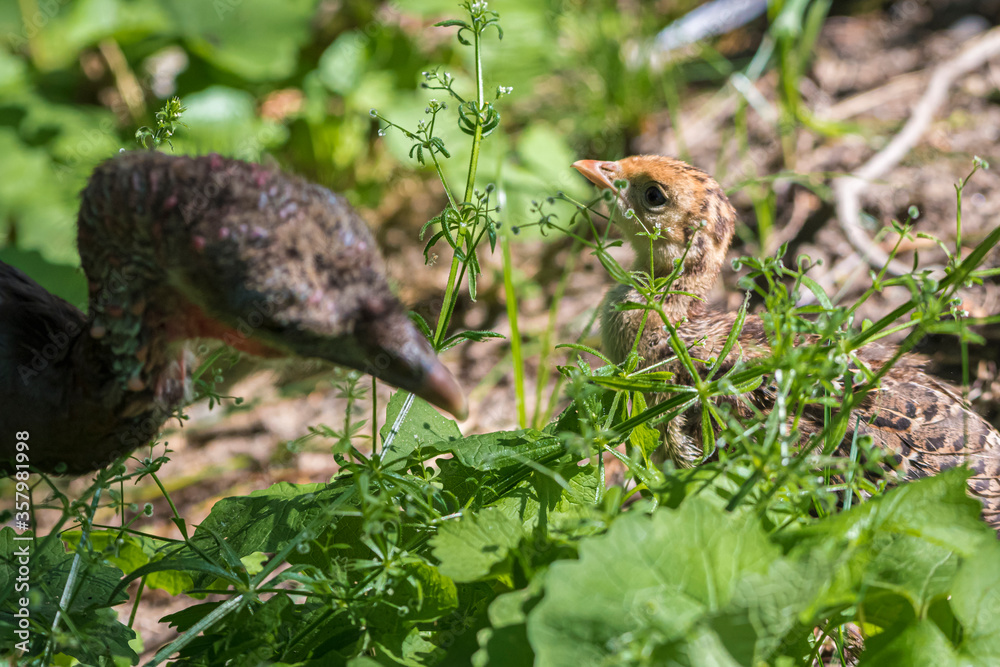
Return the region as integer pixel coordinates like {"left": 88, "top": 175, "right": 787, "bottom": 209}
{"left": 30, "top": 3, "right": 1000, "bottom": 660}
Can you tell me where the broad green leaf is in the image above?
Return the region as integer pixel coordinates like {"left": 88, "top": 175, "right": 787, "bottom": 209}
{"left": 61, "top": 529, "right": 193, "bottom": 595}
{"left": 163, "top": 0, "right": 319, "bottom": 81}
{"left": 426, "top": 428, "right": 564, "bottom": 471}
{"left": 317, "top": 31, "right": 369, "bottom": 96}
{"left": 497, "top": 460, "right": 600, "bottom": 529}
{"left": 430, "top": 429, "right": 570, "bottom": 508}
{"left": 473, "top": 585, "right": 541, "bottom": 667}
{"left": 526, "top": 500, "right": 799, "bottom": 666}
{"left": 379, "top": 389, "right": 463, "bottom": 468}
{"left": 431, "top": 508, "right": 523, "bottom": 583}
{"left": 0, "top": 528, "right": 136, "bottom": 663}
{"left": 781, "top": 468, "right": 995, "bottom": 625}
{"left": 372, "top": 625, "right": 445, "bottom": 667}
{"left": 858, "top": 619, "right": 961, "bottom": 666}
{"left": 192, "top": 480, "right": 360, "bottom": 566}
{"left": 953, "top": 544, "right": 1000, "bottom": 664}
{"left": 396, "top": 561, "right": 460, "bottom": 622}
{"left": 360, "top": 559, "right": 460, "bottom": 632}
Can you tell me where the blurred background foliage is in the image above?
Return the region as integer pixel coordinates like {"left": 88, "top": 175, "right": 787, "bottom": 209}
{"left": 0, "top": 0, "right": 715, "bottom": 310}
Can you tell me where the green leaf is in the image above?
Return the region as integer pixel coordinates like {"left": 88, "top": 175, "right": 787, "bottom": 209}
{"left": 409, "top": 311, "right": 434, "bottom": 340}
{"left": 494, "top": 459, "right": 600, "bottom": 533}
{"left": 110, "top": 557, "right": 244, "bottom": 602}
{"left": 161, "top": 600, "right": 224, "bottom": 632}
{"left": 526, "top": 500, "right": 806, "bottom": 666}
{"left": 0, "top": 528, "right": 136, "bottom": 662}
{"left": 777, "top": 469, "right": 998, "bottom": 653}
{"left": 473, "top": 584, "right": 541, "bottom": 667}
{"left": 441, "top": 330, "right": 505, "bottom": 350}
{"left": 317, "top": 31, "right": 369, "bottom": 96}
{"left": 858, "top": 620, "right": 961, "bottom": 666}
{"left": 196, "top": 480, "right": 326, "bottom": 550}
{"left": 431, "top": 508, "right": 524, "bottom": 582}
{"left": 427, "top": 429, "right": 573, "bottom": 510}
{"left": 782, "top": 468, "right": 994, "bottom": 561}
{"left": 427, "top": 429, "right": 564, "bottom": 472}
{"left": 628, "top": 392, "right": 660, "bottom": 460}
{"left": 952, "top": 543, "right": 1000, "bottom": 664}
{"left": 379, "top": 389, "right": 463, "bottom": 468}
{"left": 367, "top": 560, "right": 459, "bottom": 626}
{"left": 590, "top": 374, "right": 686, "bottom": 393}
{"left": 554, "top": 343, "right": 613, "bottom": 366}
{"left": 61, "top": 529, "right": 193, "bottom": 595}
{"left": 372, "top": 625, "right": 445, "bottom": 667}
{"left": 164, "top": 0, "right": 319, "bottom": 81}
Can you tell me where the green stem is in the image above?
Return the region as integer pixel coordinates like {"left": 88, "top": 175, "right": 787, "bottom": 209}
{"left": 956, "top": 178, "right": 964, "bottom": 253}
{"left": 501, "top": 232, "right": 526, "bottom": 427}
{"left": 371, "top": 375, "right": 379, "bottom": 455}
{"left": 150, "top": 471, "right": 188, "bottom": 540}
{"left": 431, "top": 152, "right": 459, "bottom": 210}
{"left": 433, "top": 255, "right": 464, "bottom": 349}
{"left": 127, "top": 577, "right": 146, "bottom": 629}
{"left": 432, "top": 24, "right": 487, "bottom": 349}
{"left": 533, "top": 235, "right": 584, "bottom": 428}
{"left": 464, "top": 119, "right": 484, "bottom": 204}
{"left": 46, "top": 482, "right": 104, "bottom": 665}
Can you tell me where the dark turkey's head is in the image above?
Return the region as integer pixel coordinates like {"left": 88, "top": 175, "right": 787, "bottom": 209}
{"left": 80, "top": 152, "right": 467, "bottom": 420}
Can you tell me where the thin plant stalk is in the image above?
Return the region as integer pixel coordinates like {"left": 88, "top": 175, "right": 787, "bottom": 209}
{"left": 501, "top": 231, "right": 527, "bottom": 427}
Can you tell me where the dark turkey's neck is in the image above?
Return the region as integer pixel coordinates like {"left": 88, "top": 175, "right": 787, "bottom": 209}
{"left": 53, "top": 326, "right": 179, "bottom": 472}
{"left": 0, "top": 269, "right": 183, "bottom": 474}
{"left": 85, "top": 282, "right": 191, "bottom": 403}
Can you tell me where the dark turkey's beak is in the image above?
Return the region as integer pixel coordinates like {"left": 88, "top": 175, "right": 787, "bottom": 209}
{"left": 572, "top": 159, "right": 623, "bottom": 193}
{"left": 254, "top": 304, "right": 467, "bottom": 420}
{"left": 354, "top": 311, "right": 468, "bottom": 421}
{"left": 416, "top": 358, "right": 468, "bottom": 421}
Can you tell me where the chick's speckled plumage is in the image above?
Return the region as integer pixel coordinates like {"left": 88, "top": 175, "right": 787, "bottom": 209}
{"left": 574, "top": 154, "right": 1000, "bottom": 530}
{"left": 1, "top": 151, "right": 465, "bottom": 474}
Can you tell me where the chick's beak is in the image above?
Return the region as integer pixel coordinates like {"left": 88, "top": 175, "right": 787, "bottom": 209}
{"left": 571, "top": 159, "right": 623, "bottom": 193}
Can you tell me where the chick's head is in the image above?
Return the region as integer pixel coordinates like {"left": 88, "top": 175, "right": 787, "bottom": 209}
{"left": 572, "top": 155, "right": 735, "bottom": 285}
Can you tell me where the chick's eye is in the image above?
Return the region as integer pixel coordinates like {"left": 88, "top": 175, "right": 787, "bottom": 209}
{"left": 644, "top": 185, "right": 667, "bottom": 207}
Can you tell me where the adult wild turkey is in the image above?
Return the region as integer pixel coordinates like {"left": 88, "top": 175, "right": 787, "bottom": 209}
{"left": 0, "top": 151, "right": 466, "bottom": 474}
